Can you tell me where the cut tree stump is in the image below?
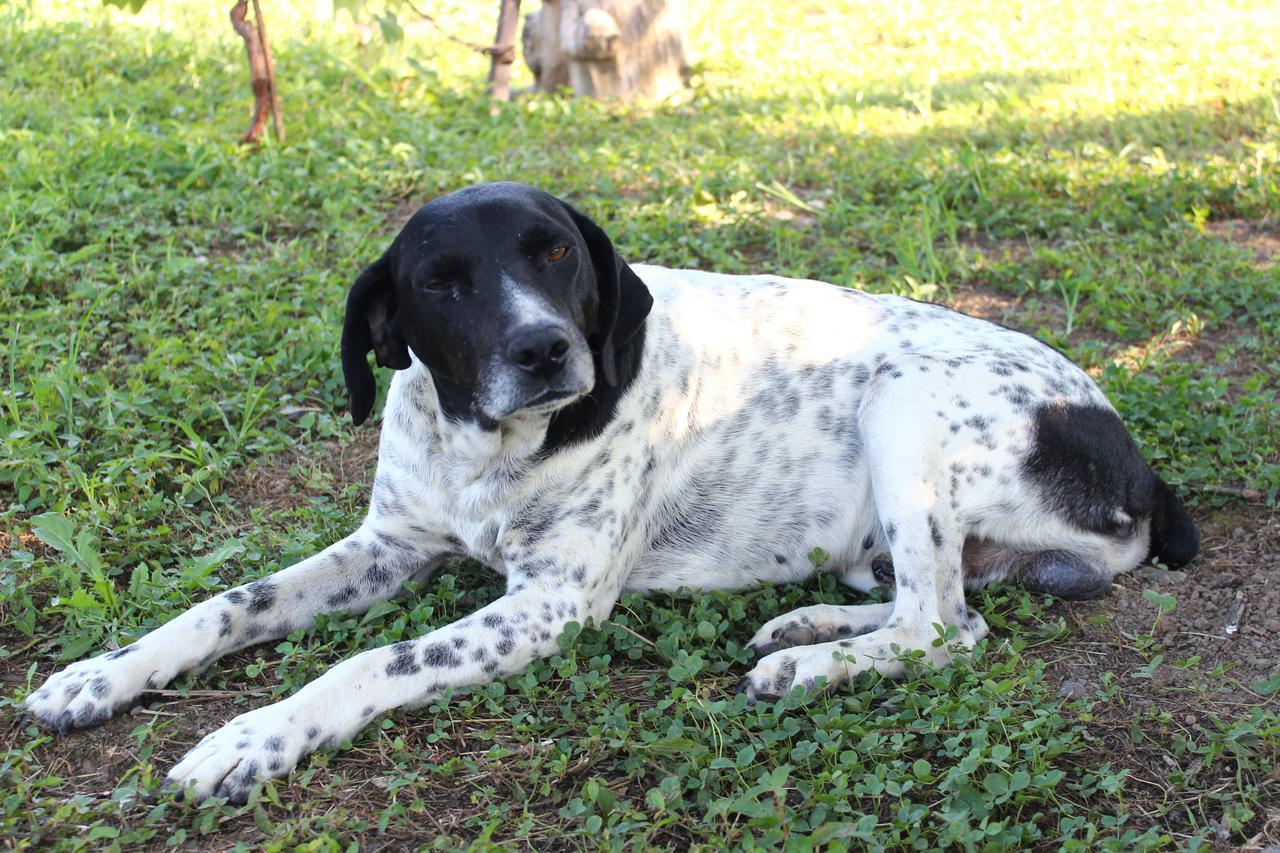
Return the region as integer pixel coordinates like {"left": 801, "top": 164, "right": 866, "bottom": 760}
{"left": 522, "top": 0, "right": 690, "bottom": 100}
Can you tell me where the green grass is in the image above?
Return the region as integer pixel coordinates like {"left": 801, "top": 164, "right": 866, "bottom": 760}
{"left": 2, "top": 0, "right": 1279, "bottom": 847}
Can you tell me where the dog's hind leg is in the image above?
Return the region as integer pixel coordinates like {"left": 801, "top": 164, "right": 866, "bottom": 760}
{"left": 24, "top": 518, "right": 450, "bottom": 733}
{"left": 739, "top": 362, "right": 988, "bottom": 700}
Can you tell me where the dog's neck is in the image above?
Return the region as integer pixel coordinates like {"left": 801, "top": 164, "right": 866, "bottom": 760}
{"left": 394, "top": 365, "right": 548, "bottom": 508}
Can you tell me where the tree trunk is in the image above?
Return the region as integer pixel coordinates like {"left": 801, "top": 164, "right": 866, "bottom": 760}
{"left": 230, "top": 0, "right": 284, "bottom": 143}
{"left": 488, "top": 0, "right": 521, "bottom": 101}
{"left": 522, "top": 0, "right": 690, "bottom": 100}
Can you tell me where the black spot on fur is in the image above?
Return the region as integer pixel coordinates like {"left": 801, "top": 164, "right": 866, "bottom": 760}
{"left": 885, "top": 523, "right": 897, "bottom": 544}
{"left": 326, "top": 585, "right": 358, "bottom": 608}
{"left": 225, "top": 590, "right": 245, "bottom": 605}
{"left": 386, "top": 641, "right": 421, "bottom": 676}
{"left": 422, "top": 643, "right": 462, "bottom": 668}
{"left": 219, "top": 611, "right": 233, "bottom": 637}
{"left": 264, "top": 735, "right": 284, "bottom": 752}
{"left": 773, "top": 658, "right": 798, "bottom": 694}
{"left": 483, "top": 613, "right": 505, "bottom": 629}
{"left": 928, "top": 515, "right": 944, "bottom": 549}
{"left": 246, "top": 580, "right": 275, "bottom": 615}
{"left": 105, "top": 646, "right": 136, "bottom": 661}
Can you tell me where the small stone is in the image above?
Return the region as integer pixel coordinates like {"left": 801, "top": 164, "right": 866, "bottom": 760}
{"left": 1058, "top": 679, "right": 1087, "bottom": 700}
{"left": 1210, "top": 573, "right": 1240, "bottom": 589}
{"left": 1231, "top": 527, "right": 1245, "bottom": 539}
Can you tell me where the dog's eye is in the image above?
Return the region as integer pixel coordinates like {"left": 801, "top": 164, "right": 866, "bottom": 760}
{"left": 421, "top": 280, "right": 453, "bottom": 293}
{"left": 546, "top": 245, "right": 569, "bottom": 263}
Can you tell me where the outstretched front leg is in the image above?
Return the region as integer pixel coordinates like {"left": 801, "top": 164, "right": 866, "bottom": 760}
{"left": 24, "top": 520, "right": 448, "bottom": 732}
{"left": 164, "top": 574, "right": 608, "bottom": 803}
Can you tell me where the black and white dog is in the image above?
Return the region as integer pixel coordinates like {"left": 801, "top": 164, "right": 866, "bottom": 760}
{"left": 26, "top": 183, "right": 1198, "bottom": 802}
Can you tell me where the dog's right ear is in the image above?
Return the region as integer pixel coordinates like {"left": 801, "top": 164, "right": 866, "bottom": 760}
{"left": 341, "top": 254, "right": 411, "bottom": 426}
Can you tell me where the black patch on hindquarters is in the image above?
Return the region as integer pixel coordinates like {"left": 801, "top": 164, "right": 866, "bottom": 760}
{"left": 1020, "top": 404, "right": 1157, "bottom": 535}
{"left": 1148, "top": 476, "right": 1200, "bottom": 567}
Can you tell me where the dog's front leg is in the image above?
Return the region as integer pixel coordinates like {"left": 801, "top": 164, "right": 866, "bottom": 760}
{"left": 164, "top": 577, "right": 603, "bottom": 803}
{"left": 24, "top": 522, "right": 447, "bottom": 732}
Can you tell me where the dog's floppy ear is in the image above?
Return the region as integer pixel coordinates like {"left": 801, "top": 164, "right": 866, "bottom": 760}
{"left": 557, "top": 200, "right": 653, "bottom": 386}
{"left": 341, "top": 254, "right": 412, "bottom": 426}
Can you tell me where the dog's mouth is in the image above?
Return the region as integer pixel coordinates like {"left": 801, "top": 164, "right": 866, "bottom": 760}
{"left": 521, "top": 388, "right": 581, "bottom": 414}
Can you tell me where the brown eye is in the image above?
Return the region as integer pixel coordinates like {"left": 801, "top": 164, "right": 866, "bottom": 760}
{"left": 546, "top": 245, "right": 569, "bottom": 262}
{"left": 422, "top": 280, "right": 453, "bottom": 292}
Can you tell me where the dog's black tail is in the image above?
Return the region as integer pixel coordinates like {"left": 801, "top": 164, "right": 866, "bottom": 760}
{"left": 1148, "top": 476, "right": 1199, "bottom": 567}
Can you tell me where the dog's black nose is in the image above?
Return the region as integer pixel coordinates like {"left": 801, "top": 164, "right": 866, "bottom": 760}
{"left": 506, "top": 325, "right": 571, "bottom": 377}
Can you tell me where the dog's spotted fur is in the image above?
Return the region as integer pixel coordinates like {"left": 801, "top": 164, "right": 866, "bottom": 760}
{"left": 26, "top": 184, "right": 1197, "bottom": 803}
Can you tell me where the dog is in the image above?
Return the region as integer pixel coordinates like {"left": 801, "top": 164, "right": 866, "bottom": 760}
{"left": 25, "top": 182, "right": 1199, "bottom": 803}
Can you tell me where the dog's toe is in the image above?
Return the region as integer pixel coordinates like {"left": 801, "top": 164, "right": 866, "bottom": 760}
{"left": 166, "top": 703, "right": 315, "bottom": 804}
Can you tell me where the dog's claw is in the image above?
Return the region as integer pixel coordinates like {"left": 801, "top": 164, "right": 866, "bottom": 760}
{"left": 748, "top": 642, "right": 783, "bottom": 661}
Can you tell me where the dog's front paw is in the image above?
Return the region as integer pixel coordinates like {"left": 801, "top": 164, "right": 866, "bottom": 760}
{"left": 165, "top": 703, "right": 323, "bottom": 804}
{"left": 25, "top": 648, "right": 159, "bottom": 732}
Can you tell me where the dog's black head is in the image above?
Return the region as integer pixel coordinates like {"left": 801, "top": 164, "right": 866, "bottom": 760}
{"left": 342, "top": 183, "right": 653, "bottom": 430}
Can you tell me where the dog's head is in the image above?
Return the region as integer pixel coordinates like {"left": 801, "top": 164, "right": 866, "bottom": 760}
{"left": 342, "top": 183, "right": 653, "bottom": 427}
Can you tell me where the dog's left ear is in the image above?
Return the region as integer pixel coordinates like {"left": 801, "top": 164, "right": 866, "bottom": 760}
{"left": 558, "top": 200, "right": 653, "bottom": 386}
{"left": 341, "top": 253, "right": 412, "bottom": 426}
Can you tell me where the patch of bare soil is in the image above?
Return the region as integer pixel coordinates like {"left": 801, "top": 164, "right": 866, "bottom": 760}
{"left": 1047, "top": 507, "right": 1280, "bottom": 695}
{"left": 946, "top": 281, "right": 1069, "bottom": 333}
{"left": 1207, "top": 219, "right": 1280, "bottom": 267}
{"left": 229, "top": 430, "right": 380, "bottom": 515}
{"left": 1041, "top": 505, "right": 1280, "bottom": 844}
